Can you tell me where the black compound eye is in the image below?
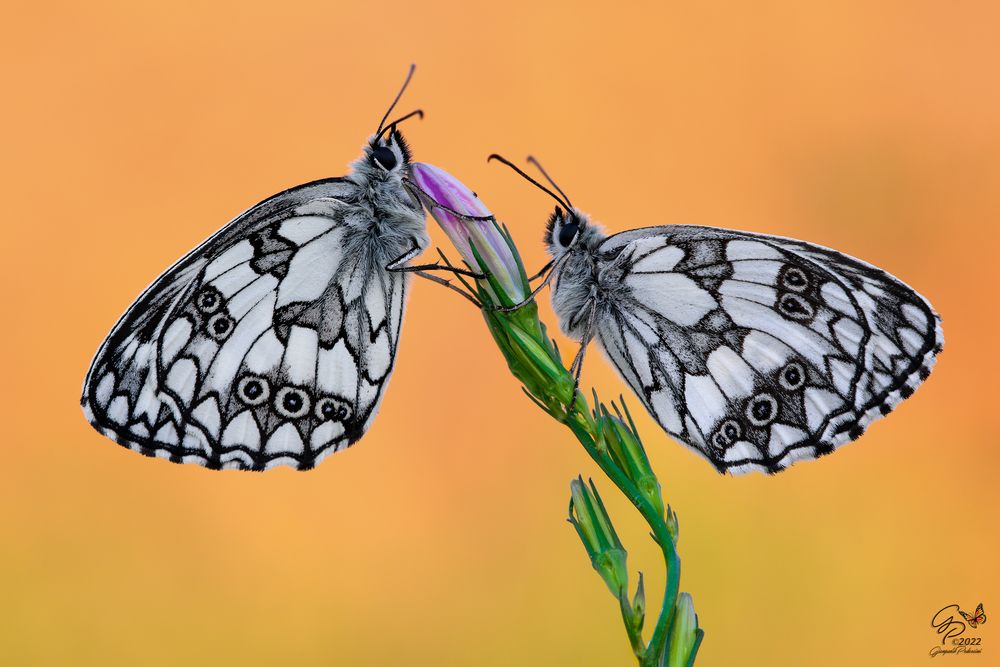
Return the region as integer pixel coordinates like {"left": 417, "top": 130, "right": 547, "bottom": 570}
{"left": 274, "top": 386, "right": 310, "bottom": 419}
{"left": 372, "top": 146, "right": 397, "bottom": 170}
{"left": 557, "top": 219, "right": 579, "bottom": 247}
{"left": 237, "top": 375, "right": 270, "bottom": 406}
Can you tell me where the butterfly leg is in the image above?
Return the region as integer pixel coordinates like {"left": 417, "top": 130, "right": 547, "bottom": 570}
{"left": 389, "top": 262, "right": 485, "bottom": 279}
{"left": 386, "top": 264, "right": 486, "bottom": 280}
{"left": 385, "top": 245, "right": 486, "bottom": 279}
{"left": 527, "top": 259, "right": 555, "bottom": 281}
{"left": 493, "top": 257, "right": 565, "bottom": 313}
{"left": 564, "top": 302, "right": 598, "bottom": 416}
{"left": 411, "top": 270, "right": 481, "bottom": 306}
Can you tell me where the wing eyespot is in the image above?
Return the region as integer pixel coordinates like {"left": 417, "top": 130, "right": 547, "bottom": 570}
{"left": 777, "top": 362, "right": 806, "bottom": 391}
{"left": 745, "top": 393, "right": 779, "bottom": 427}
{"left": 777, "top": 292, "right": 815, "bottom": 321}
{"left": 779, "top": 265, "right": 810, "bottom": 292}
{"left": 195, "top": 286, "right": 223, "bottom": 314}
{"left": 274, "top": 386, "right": 310, "bottom": 419}
{"left": 315, "top": 396, "right": 353, "bottom": 422}
{"left": 206, "top": 312, "right": 234, "bottom": 340}
{"left": 711, "top": 418, "right": 743, "bottom": 453}
{"left": 237, "top": 375, "right": 271, "bottom": 406}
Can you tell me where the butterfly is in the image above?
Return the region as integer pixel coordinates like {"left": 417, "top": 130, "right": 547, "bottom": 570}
{"left": 81, "top": 66, "right": 472, "bottom": 471}
{"left": 489, "top": 155, "right": 943, "bottom": 475}
{"left": 959, "top": 604, "right": 986, "bottom": 628}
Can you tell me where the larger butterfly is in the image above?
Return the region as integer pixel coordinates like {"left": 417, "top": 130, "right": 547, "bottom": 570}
{"left": 491, "top": 156, "right": 943, "bottom": 475}
{"left": 81, "top": 66, "right": 462, "bottom": 471}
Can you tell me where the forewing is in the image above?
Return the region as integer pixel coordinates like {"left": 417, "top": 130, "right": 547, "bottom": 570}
{"left": 82, "top": 178, "right": 409, "bottom": 470}
{"left": 595, "top": 225, "right": 942, "bottom": 474}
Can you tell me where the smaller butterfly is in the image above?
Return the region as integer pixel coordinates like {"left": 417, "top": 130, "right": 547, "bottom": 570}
{"left": 959, "top": 603, "right": 987, "bottom": 628}
{"left": 80, "top": 65, "right": 478, "bottom": 471}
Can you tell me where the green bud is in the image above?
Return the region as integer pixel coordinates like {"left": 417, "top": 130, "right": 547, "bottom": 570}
{"left": 631, "top": 572, "right": 645, "bottom": 626}
{"left": 666, "top": 592, "right": 701, "bottom": 667}
{"left": 666, "top": 505, "right": 679, "bottom": 544}
{"left": 618, "top": 573, "right": 646, "bottom": 659}
{"left": 568, "top": 477, "right": 629, "bottom": 598}
{"left": 598, "top": 402, "right": 666, "bottom": 518}
{"left": 505, "top": 322, "right": 567, "bottom": 384}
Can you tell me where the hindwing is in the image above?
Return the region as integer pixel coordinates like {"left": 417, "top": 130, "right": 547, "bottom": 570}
{"left": 594, "top": 225, "right": 942, "bottom": 474}
{"left": 82, "top": 178, "right": 411, "bottom": 470}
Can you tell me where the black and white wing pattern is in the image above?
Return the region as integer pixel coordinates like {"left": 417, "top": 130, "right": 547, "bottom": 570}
{"left": 82, "top": 179, "right": 411, "bottom": 470}
{"left": 594, "top": 225, "right": 943, "bottom": 474}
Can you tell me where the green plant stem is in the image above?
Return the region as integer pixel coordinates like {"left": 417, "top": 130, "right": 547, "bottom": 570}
{"left": 418, "top": 170, "right": 701, "bottom": 663}
{"left": 482, "top": 301, "right": 683, "bottom": 664}
{"left": 565, "top": 408, "right": 680, "bottom": 666}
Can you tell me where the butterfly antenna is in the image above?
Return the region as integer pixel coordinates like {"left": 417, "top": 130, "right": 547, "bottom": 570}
{"left": 377, "top": 109, "right": 425, "bottom": 141}
{"left": 526, "top": 155, "right": 573, "bottom": 209}
{"left": 376, "top": 64, "right": 416, "bottom": 136}
{"left": 488, "top": 154, "right": 571, "bottom": 210}
{"left": 402, "top": 178, "right": 497, "bottom": 222}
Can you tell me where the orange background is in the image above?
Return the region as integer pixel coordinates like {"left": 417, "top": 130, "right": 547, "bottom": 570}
{"left": 2, "top": 2, "right": 998, "bottom": 665}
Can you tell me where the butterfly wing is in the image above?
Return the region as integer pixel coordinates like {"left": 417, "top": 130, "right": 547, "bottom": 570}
{"left": 975, "top": 603, "right": 986, "bottom": 625}
{"left": 592, "top": 225, "right": 942, "bottom": 474}
{"left": 959, "top": 609, "right": 978, "bottom": 627}
{"left": 82, "top": 178, "right": 412, "bottom": 470}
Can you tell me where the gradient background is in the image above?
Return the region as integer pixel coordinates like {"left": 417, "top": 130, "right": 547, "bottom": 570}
{"left": 3, "top": 2, "right": 997, "bottom": 665}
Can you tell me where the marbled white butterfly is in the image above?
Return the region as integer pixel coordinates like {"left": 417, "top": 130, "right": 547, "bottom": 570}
{"left": 81, "top": 66, "right": 473, "bottom": 471}
{"left": 492, "top": 155, "right": 943, "bottom": 475}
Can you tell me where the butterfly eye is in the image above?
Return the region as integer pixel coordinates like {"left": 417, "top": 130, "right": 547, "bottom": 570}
{"left": 372, "top": 146, "right": 397, "bottom": 170}
{"left": 558, "top": 219, "right": 579, "bottom": 247}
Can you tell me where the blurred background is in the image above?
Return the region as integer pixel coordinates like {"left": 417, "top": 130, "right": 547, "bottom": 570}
{"left": 2, "top": 1, "right": 997, "bottom": 665}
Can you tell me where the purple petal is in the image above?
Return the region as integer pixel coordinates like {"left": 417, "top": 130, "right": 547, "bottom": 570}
{"left": 410, "top": 162, "right": 526, "bottom": 302}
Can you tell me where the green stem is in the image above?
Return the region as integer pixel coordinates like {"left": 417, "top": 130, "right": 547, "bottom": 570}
{"left": 479, "top": 295, "right": 690, "bottom": 664}
{"left": 567, "top": 412, "right": 680, "bottom": 665}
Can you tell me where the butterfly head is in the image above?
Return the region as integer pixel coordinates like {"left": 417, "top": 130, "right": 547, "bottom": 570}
{"left": 545, "top": 206, "right": 593, "bottom": 256}
{"left": 359, "top": 125, "right": 414, "bottom": 179}
{"left": 486, "top": 154, "right": 604, "bottom": 258}
{"left": 545, "top": 205, "right": 607, "bottom": 260}
{"left": 351, "top": 65, "right": 422, "bottom": 192}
